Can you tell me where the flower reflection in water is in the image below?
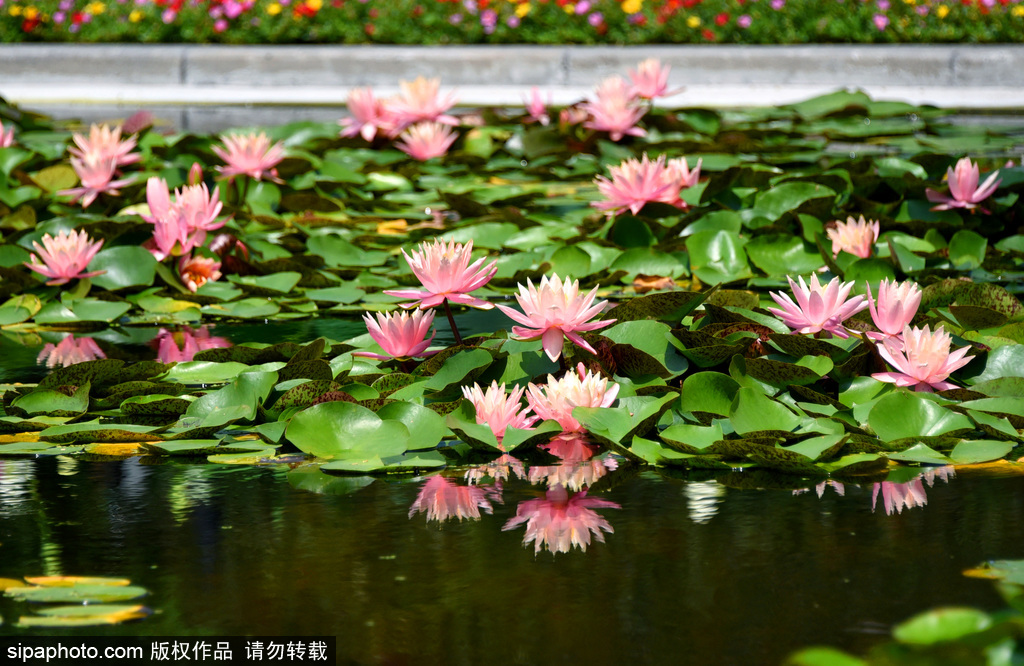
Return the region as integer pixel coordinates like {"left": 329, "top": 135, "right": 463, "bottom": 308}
{"left": 502, "top": 485, "right": 620, "bottom": 555}
{"left": 38, "top": 335, "right": 106, "bottom": 368}
{"left": 464, "top": 454, "right": 526, "bottom": 485}
{"left": 793, "top": 480, "right": 846, "bottom": 499}
{"left": 152, "top": 326, "right": 231, "bottom": 363}
{"left": 872, "top": 467, "right": 955, "bottom": 516}
{"left": 408, "top": 475, "right": 503, "bottom": 523}
{"left": 528, "top": 435, "right": 619, "bottom": 492}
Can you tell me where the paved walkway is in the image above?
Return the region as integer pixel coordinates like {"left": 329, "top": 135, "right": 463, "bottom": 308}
{"left": 3, "top": 44, "right": 1023, "bottom": 130}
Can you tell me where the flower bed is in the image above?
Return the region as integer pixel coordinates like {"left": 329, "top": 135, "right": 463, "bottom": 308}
{"left": 1, "top": 0, "right": 1023, "bottom": 45}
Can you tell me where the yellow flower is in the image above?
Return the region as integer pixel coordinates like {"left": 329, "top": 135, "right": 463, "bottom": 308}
{"left": 306, "top": 0, "right": 321, "bottom": 10}
{"left": 129, "top": 8, "right": 143, "bottom": 21}
{"left": 686, "top": 14, "right": 701, "bottom": 28}
{"left": 902, "top": 0, "right": 914, "bottom": 4}
{"left": 8, "top": 5, "right": 22, "bottom": 17}
{"left": 85, "top": 1, "right": 104, "bottom": 14}
{"left": 1013, "top": 5, "right": 1024, "bottom": 16}
{"left": 23, "top": 6, "right": 38, "bottom": 19}
{"left": 936, "top": 4, "right": 949, "bottom": 18}
{"left": 515, "top": 2, "right": 531, "bottom": 17}
{"left": 563, "top": 2, "right": 575, "bottom": 13}
{"left": 266, "top": 2, "right": 281, "bottom": 14}
{"left": 621, "top": 0, "right": 642, "bottom": 14}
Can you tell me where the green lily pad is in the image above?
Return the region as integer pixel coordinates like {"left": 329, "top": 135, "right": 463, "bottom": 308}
{"left": 285, "top": 401, "right": 409, "bottom": 460}
{"left": 868, "top": 392, "right": 973, "bottom": 442}
{"left": 892, "top": 607, "right": 992, "bottom": 646}
{"left": 5, "top": 585, "right": 148, "bottom": 604}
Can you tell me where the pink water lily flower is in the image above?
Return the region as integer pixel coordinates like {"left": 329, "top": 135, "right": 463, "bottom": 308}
{"left": 395, "top": 122, "right": 457, "bottom": 161}
{"left": 354, "top": 309, "right": 437, "bottom": 360}
{"left": 384, "top": 238, "right": 497, "bottom": 310}
{"left": 872, "top": 324, "right": 973, "bottom": 392}
{"left": 385, "top": 76, "right": 459, "bottom": 132}
{"left": 339, "top": 87, "right": 396, "bottom": 142}
{"left": 662, "top": 156, "right": 702, "bottom": 208}
{"left": 143, "top": 177, "right": 225, "bottom": 260}
{"left": 502, "top": 485, "right": 620, "bottom": 554}
{"left": 213, "top": 132, "right": 285, "bottom": 182}
{"left": 925, "top": 157, "right": 1001, "bottom": 212}
{"left": 582, "top": 76, "right": 647, "bottom": 142}
{"left": 526, "top": 363, "right": 619, "bottom": 433}
{"left": 152, "top": 326, "right": 231, "bottom": 364}
{"left": 409, "top": 475, "right": 501, "bottom": 523}
{"left": 866, "top": 278, "right": 921, "bottom": 341}
{"left": 60, "top": 156, "right": 134, "bottom": 208}
{"left": 524, "top": 87, "right": 551, "bottom": 126}
{"left": 828, "top": 215, "right": 879, "bottom": 259}
{"left": 768, "top": 274, "right": 868, "bottom": 338}
{"left": 0, "top": 119, "right": 14, "bottom": 147}
{"left": 593, "top": 153, "right": 675, "bottom": 217}
{"left": 68, "top": 123, "right": 139, "bottom": 168}
{"left": 462, "top": 381, "right": 538, "bottom": 441}
{"left": 25, "top": 228, "right": 105, "bottom": 285}
{"left": 628, "top": 58, "right": 673, "bottom": 99}
{"left": 38, "top": 335, "right": 106, "bottom": 368}
{"left": 497, "top": 274, "right": 616, "bottom": 362}
{"left": 178, "top": 253, "right": 222, "bottom": 293}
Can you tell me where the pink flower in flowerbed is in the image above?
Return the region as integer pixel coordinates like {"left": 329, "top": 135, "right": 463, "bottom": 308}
{"left": 872, "top": 324, "right": 973, "bottom": 392}
{"left": 213, "top": 132, "right": 285, "bottom": 182}
{"left": 178, "top": 253, "right": 222, "bottom": 293}
{"left": 38, "top": 335, "right": 106, "bottom": 368}
{"left": 497, "top": 274, "right": 615, "bottom": 362}
{"left": 827, "top": 215, "right": 879, "bottom": 258}
{"left": 866, "top": 278, "right": 921, "bottom": 341}
{"left": 582, "top": 76, "right": 647, "bottom": 142}
{"left": 409, "top": 475, "right": 501, "bottom": 523}
{"left": 0, "top": 119, "right": 14, "bottom": 147}
{"left": 61, "top": 157, "right": 133, "bottom": 208}
{"left": 395, "top": 122, "right": 457, "bottom": 161}
{"left": 628, "top": 58, "right": 673, "bottom": 99}
{"left": 768, "top": 274, "right": 868, "bottom": 338}
{"left": 339, "top": 87, "right": 397, "bottom": 142}
{"left": 384, "top": 238, "right": 497, "bottom": 310}
{"left": 461, "top": 381, "right": 538, "bottom": 441}
{"left": 926, "top": 157, "right": 1001, "bottom": 212}
{"left": 386, "top": 76, "right": 459, "bottom": 132}
{"left": 24, "top": 228, "right": 105, "bottom": 285}
{"left": 526, "top": 363, "right": 619, "bottom": 433}
{"left": 355, "top": 309, "right": 437, "bottom": 360}
{"left": 502, "top": 485, "right": 620, "bottom": 554}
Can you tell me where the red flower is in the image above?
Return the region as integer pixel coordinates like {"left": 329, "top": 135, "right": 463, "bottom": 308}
{"left": 702, "top": 28, "right": 716, "bottom": 40}
{"left": 715, "top": 12, "right": 729, "bottom": 25}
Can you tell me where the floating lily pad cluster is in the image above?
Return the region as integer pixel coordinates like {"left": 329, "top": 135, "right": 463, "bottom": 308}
{"left": 1, "top": 575, "right": 150, "bottom": 628}
{"left": 1, "top": 84, "right": 1023, "bottom": 480}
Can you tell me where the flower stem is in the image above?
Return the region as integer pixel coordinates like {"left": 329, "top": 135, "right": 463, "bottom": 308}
{"left": 443, "top": 299, "right": 463, "bottom": 346}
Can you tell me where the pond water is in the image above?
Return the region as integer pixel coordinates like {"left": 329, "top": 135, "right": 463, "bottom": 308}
{"left": 2, "top": 317, "right": 1024, "bottom": 663}
{"left": 1, "top": 455, "right": 1023, "bottom": 664}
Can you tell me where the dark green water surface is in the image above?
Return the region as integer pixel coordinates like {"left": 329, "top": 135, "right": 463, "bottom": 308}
{"left": 1, "top": 455, "right": 1023, "bottom": 665}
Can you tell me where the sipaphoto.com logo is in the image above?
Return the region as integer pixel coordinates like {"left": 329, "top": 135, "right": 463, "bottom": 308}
{"left": 7, "top": 642, "right": 143, "bottom": 663}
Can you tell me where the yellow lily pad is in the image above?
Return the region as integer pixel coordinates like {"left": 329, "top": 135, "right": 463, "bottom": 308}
{"left": 83, "top": 443, "right": 145, "bottom": 457}
{"left": 23, "top": 576, "right": 132, "bottom": 587}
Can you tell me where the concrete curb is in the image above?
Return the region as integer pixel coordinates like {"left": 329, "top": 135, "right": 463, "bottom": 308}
{"left": 3, "top": 44, "right": 1023, "bottom": 130}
